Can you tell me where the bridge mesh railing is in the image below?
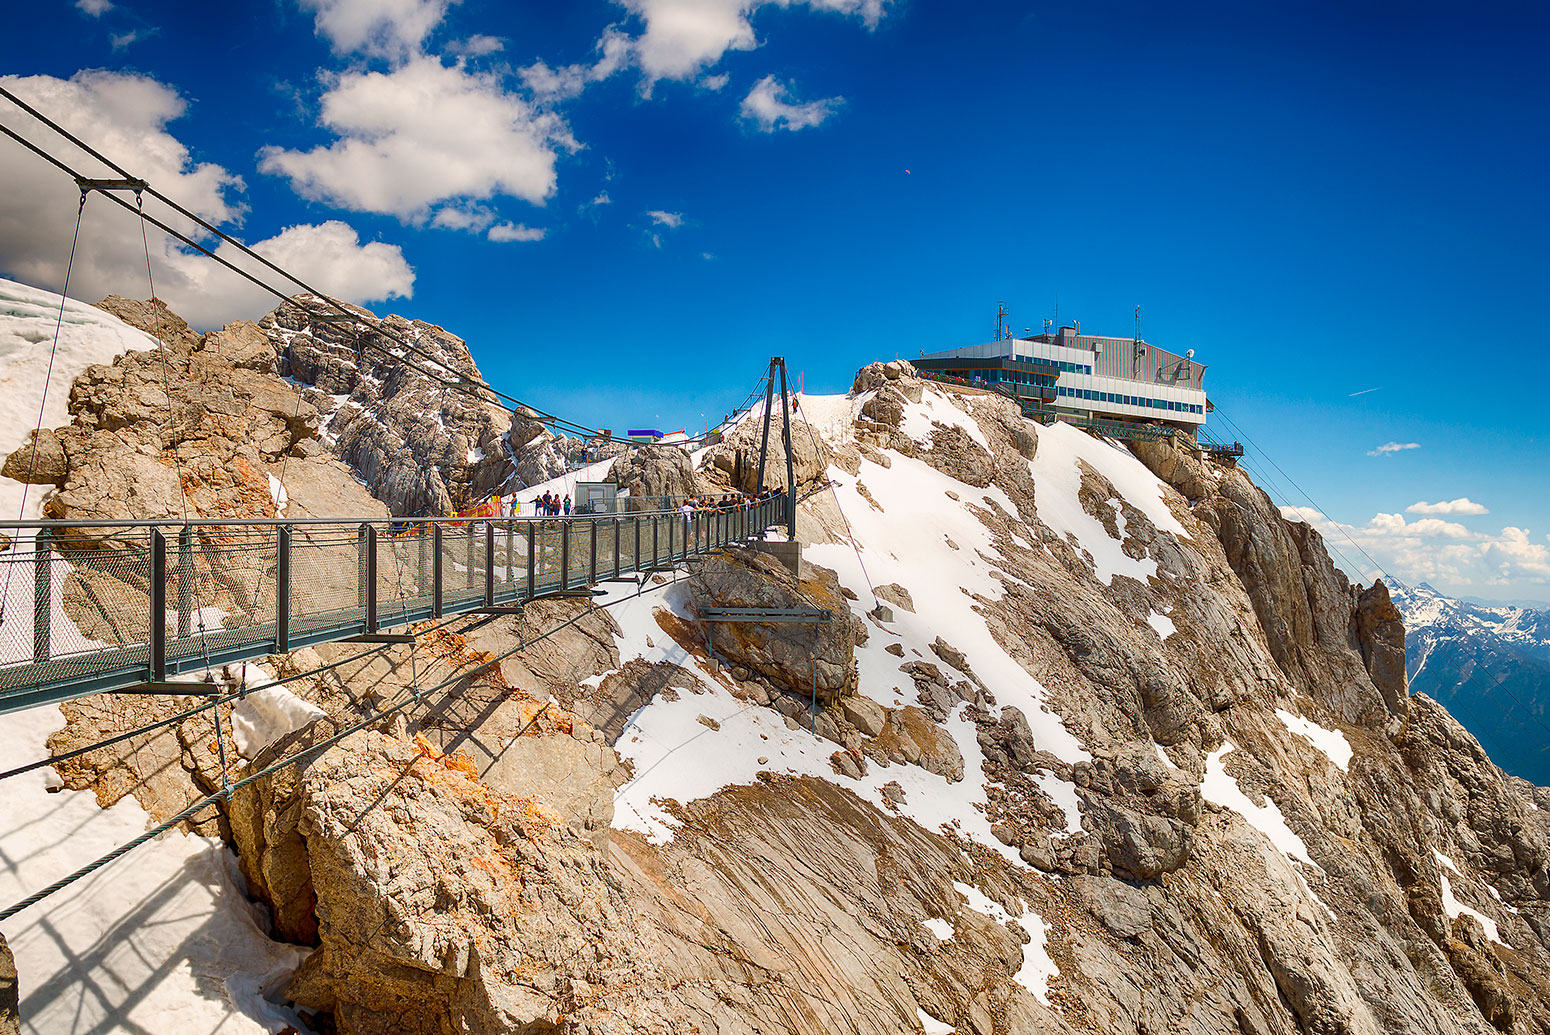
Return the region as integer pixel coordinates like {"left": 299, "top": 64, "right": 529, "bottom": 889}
{"left": 0, "top": 494, "right": 788, "bottom": 711}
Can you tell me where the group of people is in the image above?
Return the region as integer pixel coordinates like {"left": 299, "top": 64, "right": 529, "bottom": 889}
{"left": 528, "top": 491, "right": 571, "bottom": 516}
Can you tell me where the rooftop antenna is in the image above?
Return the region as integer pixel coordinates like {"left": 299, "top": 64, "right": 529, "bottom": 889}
{"left": 995, "top": 301, "right": 1009, "bottom": 341}
{"left": 1134, "top": 305, "right": 1141, "bottom": 343}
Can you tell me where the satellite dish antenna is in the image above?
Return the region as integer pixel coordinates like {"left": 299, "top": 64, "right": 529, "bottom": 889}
{"left": 1186, "top": 349, "right": 1195, "bottom": 359}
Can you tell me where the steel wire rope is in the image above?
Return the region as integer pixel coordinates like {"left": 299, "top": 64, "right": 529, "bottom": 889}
{"left": 136, "top": 191, "right": 219, "bottom": 684}
{"left": 0, "top": 563, "right": 692, "bottom": 922}
{"left": 792, "top": 388, "right": 877, "bottom": 606}
{"left": 0, "top": 189, "right": 87, "bottom": 625}
{"left": 1209, "top": 404, "right": 1550, "bottom": 750}
{"left": 0, "top": 99, "right": 776, "bottom": 449}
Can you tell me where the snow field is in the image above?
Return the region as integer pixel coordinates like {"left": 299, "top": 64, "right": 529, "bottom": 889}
{"left": 1146, "top": 610, "right": 1176, "bottom": 639}
{"left": 917, "top": 1006, "right": 954, "bottom": 1033}
{"left": 921, "top": 917, "right": 954, "bottom": 940}
{"left": 1026, "top": 420, "right": 1189, "bottom": 586}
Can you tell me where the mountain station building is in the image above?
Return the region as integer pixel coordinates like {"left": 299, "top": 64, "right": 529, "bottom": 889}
{"left": 914, "top": 326, "right": 1210, "bottom": 437}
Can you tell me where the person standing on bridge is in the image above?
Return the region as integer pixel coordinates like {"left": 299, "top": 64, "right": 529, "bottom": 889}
{"left": 563, "top": 495, "right": 572, "bottom": 515}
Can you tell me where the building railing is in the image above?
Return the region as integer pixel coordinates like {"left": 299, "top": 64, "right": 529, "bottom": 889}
{"left": 0, "top": 492, "right": 788, "bottom": 714}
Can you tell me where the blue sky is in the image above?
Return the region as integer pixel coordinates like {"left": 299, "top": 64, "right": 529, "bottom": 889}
{"left": 0, "top": 0, "right": 1546, "bottom": 601}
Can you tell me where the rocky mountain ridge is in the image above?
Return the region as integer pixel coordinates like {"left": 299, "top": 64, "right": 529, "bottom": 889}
{"left": 4, "top": 296, "right": 1550, "bottom": 1035}
{"left": 1392, "top": 581, "right": 1550, "bottom": 786}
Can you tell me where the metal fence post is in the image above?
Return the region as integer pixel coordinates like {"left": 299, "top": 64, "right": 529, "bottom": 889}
{"left": 652, "top": 517, "right": 660, "bottom": 568}
{"left": 150, "top": 529, "right": 166, "bottom": 681}
{"left": 633, "top": 518, "right": 641, "bottom": 575}
{"left": 177, "top": 526, "right": 193, "bottom": 640}
{"left": 432, "top": 523, "right": 444, "bottom": 619}
{"left": 613, "top": 517, "right": 621, "bottom": 579}
{"left": 466, "top": 524, "right": 477, "bottom": 596}
{"left": 589, "top": 520, "right": 598, "bottom": 585}
{"left": 276, "top": 526, "right": 291, "bottom": 654}
{"left": 484, "top": 522, "right": 495, "bottom": 607}
{"left": 504, "top": 521, "right": 514, "bottom": 597}
{"left": 526, "top": 524, "right": 536, "bottom": 598}
{"left": 32, "top": 528, "right": 51, "bottom": 664}
{"left": 363, "top": 523, "right": 378, "bottom": 633}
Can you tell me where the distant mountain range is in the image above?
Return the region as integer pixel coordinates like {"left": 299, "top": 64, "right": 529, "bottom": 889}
{"left": 1392, "top": 581, "right": 1550, "bottom": 786}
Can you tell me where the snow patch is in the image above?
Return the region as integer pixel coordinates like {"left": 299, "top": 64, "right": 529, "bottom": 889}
{"left": 231, "top": 682, "right": 327, "bottom": 758}
{"left": 899, "top": 386, "right": 990, "bottom": 451}
{"left": 1275, "top": 709, "right": 1353, "bottom": 772}
{"left": 1202, "top": 742, "right": 1311, "bottom": 865}
{"left": 0, "top": 703, "right": 310, "bottom": 1033}
{"left": 1434, "top": 850, "right": 1506, "bottom": 945}
{"left": 267, "top": 473, "right": 288, "bottom": 515}
{"left": 921, "top": 917, "right": 954, "bottom": 940}
{"left": 917, "top": 1006, "right": 954, "bottom": 1034}
{"left": 952, "top": 881, "right": 1058, "bottom": 1004}
{"left": 1146, "top": 610, "right": 1176, "bottom": 639}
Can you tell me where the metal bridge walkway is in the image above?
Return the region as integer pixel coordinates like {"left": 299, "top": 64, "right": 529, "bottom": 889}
{"left": 0, "top": 493, "right": 788, "bottom": 716}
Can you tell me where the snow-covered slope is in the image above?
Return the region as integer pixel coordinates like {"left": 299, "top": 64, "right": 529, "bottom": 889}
{"left": 0, "top": 281, "right": 312, "bottom": 1034}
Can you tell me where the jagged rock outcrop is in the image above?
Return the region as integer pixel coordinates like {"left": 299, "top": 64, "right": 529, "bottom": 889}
{"left": 261, "top": 295, "right": 512, "bottom": 515}
{"left": 607, "top": 442, "right": 699, "bottom": 508}
{"left": 683, "top": 547, "right": 866, "bottom": 701}
{"left": 0, "top": 932, "right": 17, "bottom": 1035}
{"left": 507, "top": 406, "right": 625, "bottom": 487}
{"left": 700, "top": 407, "right": 834, "bottom": 496}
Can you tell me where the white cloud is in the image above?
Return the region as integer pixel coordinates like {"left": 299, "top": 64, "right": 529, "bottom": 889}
{"left": 740, "top": 74, "right": 841, "bottom": 131}
{"left": 297, "top": 0, "right": 453, "bottom": 60}
{"left": 0, "top": 72, "right": 412, "bottom": 329}
{"left": 1367, "top": 441, "right": 1419, "bottom": 456}
{"left": 487, "top": 222, "right": 544, "bottom": 242}
{"left": 428, "top": 202, "right": 497, "bottom": 232}
{"left": 701, "top": 72, "right": 730, "bottom": 91}
{"left": 587, "top": 191, "right": 611, "bottom": 207}
{"left": 616, "top": 0, "right": 888, "bottom": 89}
{"left": 258, "top": 56, "right": 574, "bottom": 223}
{"left": 209, "top": 220, "right": 414, "bottom": 318}
{"left": 76, "top": 0, "right": 113, "bottom": 16}
{"left": 1407, "top": 498, "right": 1489, "bottom": 516}
{"left": 646, "top": 209, "right": 684, "bottom": 228}
{"left": 450, "top": 33, "right": 504, "bottom": 57}
{"left": 520, "top": 28, "right": 631, "bottom": 101}
{"left": 110, "top": 30, "right": 146, "bottom": 50}
{"left": 1277, "top": 505, "right": 1550, "bottom": 592}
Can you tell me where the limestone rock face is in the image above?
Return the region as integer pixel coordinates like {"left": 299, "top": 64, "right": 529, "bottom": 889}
{"left": 607, "top": 443, "right": 699, "bottom": 509}
{"left": 239, "top": 723, "right": 682, "bottom": 1035}
{"left": 1357, "top": 579, "right": 1409, "bottom": 713}
{"left": 699, "top": 408, "right": 834, "bottom": 496}
{"left": 682, "top": 547, "right": 865, "bottom": 701}
{"left": 260, "top": 296, "right": 512, "bottom": 516}
{"left": 507, "top": 406, "right": 625, "bottom": 488}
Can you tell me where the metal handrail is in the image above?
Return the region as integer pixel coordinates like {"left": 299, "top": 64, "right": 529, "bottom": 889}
{"left": 0, "top": 491, "right": 790, "bottom": 713}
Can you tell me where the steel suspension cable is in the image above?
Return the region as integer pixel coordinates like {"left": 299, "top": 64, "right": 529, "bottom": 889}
{"left": 0, "top": 189, "right": 87, "bottom": 623}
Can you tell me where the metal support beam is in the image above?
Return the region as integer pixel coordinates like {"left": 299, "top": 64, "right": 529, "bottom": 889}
{"left": 115, "top": 680, "right": 223, "bottom": 696}
{"left": 697, "top": 607, "right": 832, "bottom": 624}
{"left": 276, "top": 527, "right": 291, "bottom": 654}
{"left": 432, "top": 523, "right": 444, "bottom": 619}
{"left": 363, "top": 524, "right": 378, "bottom": 633}
{"left": 484, "top": 522, "right": 495, "bottom": 608}
{"left": 342, "top": 633, "right": 415, "bottom": 644}
{"left": 776, "top": 358, "right": 797, "bottom": 541}
{"left": 755, "top": 361, "right": 776, "bottom": 494}
{"left": 589, "top": 520, "right": 598, "bottom": 585}
{"left": 74, "top": 176, "right": 149, "bottom": 193}
{"left": 526, "top": 525, "right": 536, "bottom": 598}
{"left": 613, "top": 517, "right": 621, "bottom": 579}
{"left": 560, "top": 521, "right": 571, "bottom": 591}
{"left": 149, "top": 530, "right": 167, "bottom": 681}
